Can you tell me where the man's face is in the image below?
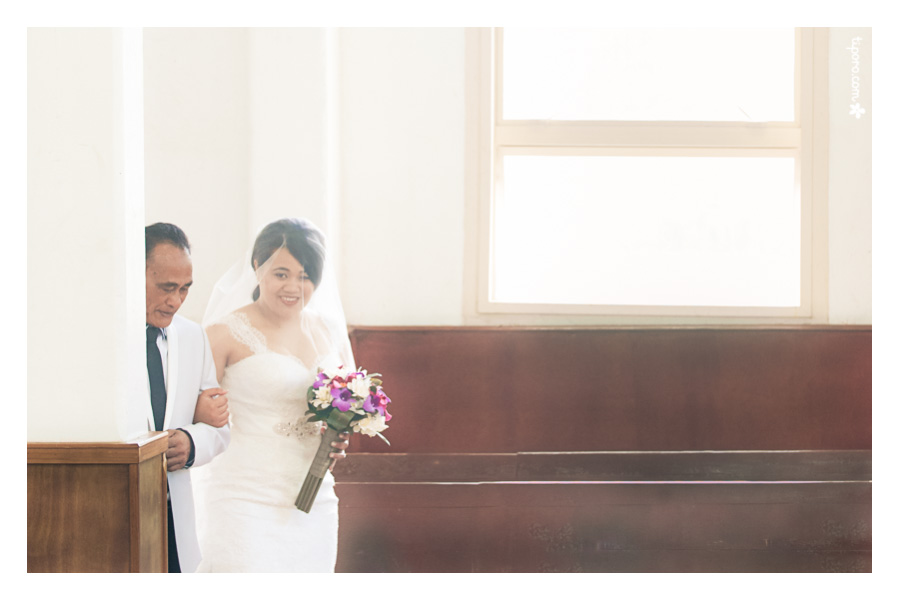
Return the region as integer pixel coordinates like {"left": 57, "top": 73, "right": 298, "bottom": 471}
{"left": 145, "top": 243, "right": 193, "bottom": 328}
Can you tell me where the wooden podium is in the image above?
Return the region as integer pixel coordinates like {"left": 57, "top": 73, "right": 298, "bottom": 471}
{"left": 27, "top": 432, "right": 169, "bottom": 572}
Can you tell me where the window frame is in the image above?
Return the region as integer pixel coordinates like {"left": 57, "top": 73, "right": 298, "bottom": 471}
{"left": 466, "top": 27, "right": 829, "bottom": 324}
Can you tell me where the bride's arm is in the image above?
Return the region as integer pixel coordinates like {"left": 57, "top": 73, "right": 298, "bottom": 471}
{"left": 192, "top": 323, "right": 233, "bottom": 427}
{"left": 205, "top": 322, "right": 233, "bottom": 384}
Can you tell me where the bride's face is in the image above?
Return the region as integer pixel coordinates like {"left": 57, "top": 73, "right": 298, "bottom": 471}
{"left": 255, "top": 247, "right": 315, "bottom": 316}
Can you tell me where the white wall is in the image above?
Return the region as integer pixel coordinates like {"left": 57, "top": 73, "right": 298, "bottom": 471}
{"left": 338, "top": 28, "right": 467, "bottom": 325}
{"left": 142, "top": 27, "right": 872, "bottom": 327}
{"left": 143, "top": 28, "right": 251, "bottom": 323}
{"left": 247, "top": 28, "right": 340, "bottom": 245}
{"left": 828, "top": 28, "right": 872, "bottom": 324}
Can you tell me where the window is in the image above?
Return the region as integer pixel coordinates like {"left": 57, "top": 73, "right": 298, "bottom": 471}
{"left": 472, "top": 28, "right": 829, "bottom": 321}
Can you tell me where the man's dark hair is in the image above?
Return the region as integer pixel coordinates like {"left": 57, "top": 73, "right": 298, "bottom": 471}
{"left": 145, "top": 223, "right": 191, "bottom": 260}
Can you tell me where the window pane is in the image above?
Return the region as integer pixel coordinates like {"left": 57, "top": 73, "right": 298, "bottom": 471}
{"left": 502, "top": 28, "right": 795, "bottom": 122}
{"left": 493, "top": 155, "right": 800, "bottom": 307}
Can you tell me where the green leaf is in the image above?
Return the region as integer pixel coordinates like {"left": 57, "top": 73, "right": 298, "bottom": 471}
{"left": 306, "top": 406, "right": 331, "bottom": 422}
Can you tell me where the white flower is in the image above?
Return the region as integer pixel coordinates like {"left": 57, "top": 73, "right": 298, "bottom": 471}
{"left": 352, "top": 413, "right": 388, "bottom": 437}
{"left": 322, "top": 366, "right": 344, "bottom": 380}
{"left": 348, "top": 375, "right": 372, "bottom": 399}
{"left": 312, "top": 385, "right": 333, "bottom": 409}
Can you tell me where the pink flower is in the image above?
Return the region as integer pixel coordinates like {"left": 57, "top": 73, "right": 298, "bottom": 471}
{"left": 363, "top": 388, "right": 392, "bottom": 421}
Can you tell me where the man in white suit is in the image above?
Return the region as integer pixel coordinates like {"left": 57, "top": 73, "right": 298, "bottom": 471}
{"left": 145, "top": 223, "right": 230, "bottom": 573}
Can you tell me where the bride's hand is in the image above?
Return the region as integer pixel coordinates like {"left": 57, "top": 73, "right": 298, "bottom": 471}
{"left": 328, "top": 431, "right": 350, "bottom": 472}
{"left": 193, "top": 387, "right": 229, "bottom": 428}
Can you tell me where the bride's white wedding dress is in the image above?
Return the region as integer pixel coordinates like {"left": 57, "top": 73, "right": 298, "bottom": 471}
{"left": 192, "top": 312, "right": 340, "bottom": 572}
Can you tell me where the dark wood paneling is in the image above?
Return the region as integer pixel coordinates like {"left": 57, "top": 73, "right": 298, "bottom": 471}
{"left": 349, "top": 327, "right": 872, "bottom": 453}
{"left": 514, "top": 449, "right": 873, "bottom": 482}
{"left": 335, "top": 481, "right": 871, "bottom": 573}
{"left": 337, "top": 327, "right": 871, "bottom": 573}
{"left": 335, "top": 453, "right": 518, "bottom": 482}
{"left": 335, "top": 450, "right": 871, "bottom": 483}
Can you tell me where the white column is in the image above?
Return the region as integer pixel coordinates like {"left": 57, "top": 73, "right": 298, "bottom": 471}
{"left": 27, "top": 28, "right": 149, "bottom": 442}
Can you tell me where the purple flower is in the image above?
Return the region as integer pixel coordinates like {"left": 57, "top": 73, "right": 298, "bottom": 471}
{"left": 313, "top": 372, "right": 329, "bottom": 389}
{"left": 331, "top": 387, "right": 354, "bottom": 411}
{"left": 363, "top": 393, "right": 378, "bottom": 413}
{"left": 364, "top": 389, "right": 392, "bottom": 421}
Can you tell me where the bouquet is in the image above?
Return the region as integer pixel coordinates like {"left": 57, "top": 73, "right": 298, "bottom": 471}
{"left": 295, "top": 366, "right": 392, "bottom": 512}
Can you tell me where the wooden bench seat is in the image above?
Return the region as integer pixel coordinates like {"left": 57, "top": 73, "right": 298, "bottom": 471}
{"left": 336, "top": 479, "right": 871, "bottom": 573}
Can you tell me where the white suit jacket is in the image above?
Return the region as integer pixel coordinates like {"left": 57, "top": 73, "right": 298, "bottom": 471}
{"left": 148, "top": 314, "right": 230, "bottom": 573}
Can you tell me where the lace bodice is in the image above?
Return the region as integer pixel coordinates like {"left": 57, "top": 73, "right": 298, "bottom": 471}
{"left": 221, "top": 311, "right": 268, "bottom": 356}
{"left": 218, "top": 312, "right": 323, "bottom": 440}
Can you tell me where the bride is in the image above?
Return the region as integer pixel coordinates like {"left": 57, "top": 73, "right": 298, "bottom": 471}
{"left": 191, "top": 218, "right": 353, "bottom": 572}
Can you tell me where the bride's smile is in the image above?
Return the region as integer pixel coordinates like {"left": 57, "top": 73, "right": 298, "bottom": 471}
{"left": 255, "top": 247, "right": 316, "bottom": 318}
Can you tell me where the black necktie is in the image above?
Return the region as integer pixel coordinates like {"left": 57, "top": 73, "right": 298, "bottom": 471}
{"left": 147, "top": 326, "right": 180, "bottom": 572}
{"left": 146, "top": 326, "right": 167, "bottom": 431}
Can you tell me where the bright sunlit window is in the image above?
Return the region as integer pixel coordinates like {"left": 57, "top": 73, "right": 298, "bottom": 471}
{"left": 502, "top": 28, "right": 795, "bottom": 122}
{"left": 495, "top": 153, "right": 799, "bottom": 307}
{"left": 478, "top": 28, "right": 828, "bottom": 319}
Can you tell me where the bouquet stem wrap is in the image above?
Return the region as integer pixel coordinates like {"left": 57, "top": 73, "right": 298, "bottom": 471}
{"left": 295, "top": 408, "right": 355, "bottom": 513}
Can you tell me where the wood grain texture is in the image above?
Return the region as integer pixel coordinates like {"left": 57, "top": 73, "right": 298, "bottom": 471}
{"left": 334, "top": 450, "right": 871, "bottom": 483}
{"left": 335, "top": 481, "right": 871, "bottom": 573}
{"left": 131, "top": 458, "right": 167, "bottom": 573}
{"left": 333, "top": 326, "right": 871, "bottom": 573}
{"left": 28, "top": 463, "right": 132, "bottom": 572}
{"left": 27, "top": 431, "right": 169, "bottom": 464}
{"left": 27, "top": 438, "right": 168, "bottom": 572}
{"left": 348, "top": 327, "right": 872, "bottom": 453}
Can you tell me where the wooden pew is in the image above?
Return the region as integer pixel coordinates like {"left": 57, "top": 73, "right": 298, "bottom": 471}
{"left": 333, "top": 326, "right": 871, "bottom": 573}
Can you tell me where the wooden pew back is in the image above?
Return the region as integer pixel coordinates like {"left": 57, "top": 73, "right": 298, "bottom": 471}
{"left": 334, "top": 326, "right": 872, "bottom": 572}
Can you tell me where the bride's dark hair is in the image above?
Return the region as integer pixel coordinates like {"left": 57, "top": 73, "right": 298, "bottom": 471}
{"left": 251, "top": 218, "right": 326, "bottom": 301}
